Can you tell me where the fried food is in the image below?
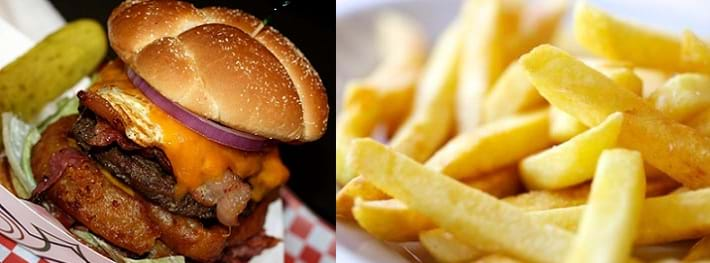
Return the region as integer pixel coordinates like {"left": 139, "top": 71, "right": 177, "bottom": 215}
{"left": 564, "top": 149, "right": 645, "bottom": 262}
{"left": 31, "top": 116, "right": 159, "bottom": 254}
{"left": 351, "top": 139, "right": 573, "bottom": 263}
{"left": 521, "top": 45, "right": 710, "bottom": 189}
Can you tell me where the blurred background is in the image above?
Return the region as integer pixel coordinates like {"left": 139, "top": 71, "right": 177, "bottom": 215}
{"left": 2, "top": 0, "right": 336, "bottom": 223}
{"left": 337, "top": 0, "right": 710, "bottom": 112}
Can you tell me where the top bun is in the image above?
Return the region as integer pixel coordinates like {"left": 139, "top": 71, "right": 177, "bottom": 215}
{"left": 108, "top": 0, "right": 328, "bottom": 142}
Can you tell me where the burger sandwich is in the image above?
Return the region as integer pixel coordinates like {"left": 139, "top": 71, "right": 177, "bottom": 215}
{"left": 27, "top": 0, "right": 328, "bottom": 262}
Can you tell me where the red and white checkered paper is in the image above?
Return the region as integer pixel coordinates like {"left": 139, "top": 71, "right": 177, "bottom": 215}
{"left": 0, "top": 188, "right": 334, "bottom": 263}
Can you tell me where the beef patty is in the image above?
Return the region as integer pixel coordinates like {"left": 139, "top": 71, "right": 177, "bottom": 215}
{"left": 71, "top": 110, "right": 214, "bottom": 218}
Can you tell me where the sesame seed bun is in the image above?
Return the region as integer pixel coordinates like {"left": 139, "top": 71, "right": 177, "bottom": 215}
{"left": 108, "top": 0, "right": 328, "bottom": 142}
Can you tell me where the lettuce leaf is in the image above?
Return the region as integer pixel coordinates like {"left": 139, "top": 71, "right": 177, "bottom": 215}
{"left": 1, "top": 97, "right": 79, "bottom": 199}
{"left": 71, "top": 229, "right": 186, "bottom": 263}
{"left": 2, "top": 112, "right": 38, "bottom": 198}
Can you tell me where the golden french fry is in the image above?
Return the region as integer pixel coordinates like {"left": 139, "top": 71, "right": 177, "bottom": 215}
{"left": 684, "top": 236, "right": 710, "bottom": 261}
{"left": 574, "top": 1, "right": 681, "bottom": 71}
{"left": 548, "top": 107, "right": 588, "bottom": 143}
{"left": 521, "top": 44, "right": 710, "bottom": 189}
{"left": 483, "top": 62, "right": 546, "bottom": 122}
{"left": 647, "top": 73, "right": 710, "bottom": 122}
{"left": 475, "top": 255, "right": 523, "bottom": 263}
{"left": 389, "top": 21, "right": 462, "bottom": 162}
{"left": 349, "top": 168, "right": 521, "bottom": 240}
{"left": 336, "top": 176, "right": 388, "bottom": 219}
{"left": 548, "top": 65, "right": 642, "bottom": 143}
{"left": 505, "top": 174, "right": 678, "bottom": 211}
{"left": 351, "top": 199, "right": 434, "bottom": 242}
{"left": 504, "top": 183, "right": 590, "bottom": 211}
{"left": 564, "top": 149, "right": 645, "bottom": 263}
{"left": 336, "top": 86, "right": 383, "bottom": 185}
{"left": 529, "top": 188, "right": 710, "bottom": 245}
{"left": 681, "top": 30, "right": 710, "bottom": 74}
{"left": 463, "top": 167, "right": 523, "bottom": 198}
{"left": 521, "top": 113, "right": 623, "bottom": 190}
{"left": 601, "top": 67, "right": 644, "bottom": 97}
{"left": 508, "top": 0, "right": 567, "bottom": 60}
{"left": 420, "top": 228, "right": 483, "bottom": 263}
{"left": 688, "top": 108, "right": 710, "bottom": 136}
{"left": 426, "top": 110, "right": 550, "bottom": 179}
{"left": 634, "top": 68, "right": 671, "bottom": 98}
{"left": 455, "top": 0, "right": 520, "bottom": 131}
{"left": 350, "top": 138, "right": 573, "bottom": 263}
{"left": 368, "top": 12, "right": 427, "bottom": 130}
{"left": 618, "top": 112, "right": 710, "bottom": 189}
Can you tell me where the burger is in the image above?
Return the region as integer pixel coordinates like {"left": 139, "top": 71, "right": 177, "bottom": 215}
{"left": 28, "top": 0, "right": 328, "bottom": 262}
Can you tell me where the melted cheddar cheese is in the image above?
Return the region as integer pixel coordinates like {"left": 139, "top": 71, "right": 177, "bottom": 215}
{"left": 88, "top": 61, "right": 288, "bottom": 198}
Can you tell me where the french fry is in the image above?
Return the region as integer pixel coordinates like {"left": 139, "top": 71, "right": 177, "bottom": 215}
{"left": 548, "top": 107, "right": 588, "bottom": 143}
{"left": 573, "top": 1, "right": 682, "bottom": 71}
{"left": 475, "top": 255, "right": 523, "bottom": 263}
{"left": 336, "top": 86, "right": 383, "bottom": 185}
{"left": 681, "top": 30, "right": 710, "bottom": 74}
{"left": 548, "top": 65, "right": 642, "bottom": 143}
{"left": 647, "top": 73, "right": 710, "bottom": 122}
{"left": 528, "top": 188, "right": 710, "bottom": 245}
{"left": 564, "top": 149, "right": 645, "bottom": 263}
{"left": 368, "top": 12, "right": 428, "bottom": 131}
{"left": 506, "top": 174, "right": 679, "bottom": 211}
{"left": 521, "top": 112, "right": 623, "bottom": 190}
{"left": 508, "top": 0, "right": 567, "bottom": 62}
{"left": 335, "top": 12, "right": 426, "bottom": 185}
{"left": 350, "top": 168, "right": 522, "bottom": 241}
{"left": 350, "top": 138, "right": 573, "bottom": 263}
{"left": 351, "top": 199, "right": 434, "bottom": 242}
{"left": 455, "top": 0, "right": 520, "bottom": 131}
{"left": 336, "top": 176, "right": 388, "bottom": 219}
{"left": 634, "top": 68, "right": 670, "bottom": 97}
{"left": 426, "top": 109, "right": 551, "bottom": 179}
{"left": 520, "top": 44, "right": 710, "bottom": 189}
{"left": 481, "top": 0, "right": 568, "bottom": 124}
{"left": 618, "top": 112, "right": 710, "bottom": 189}
{"left": 688, "top": 108, "right": 710, "bottom": 136}
{"left": 601, "top": 67, "right": 644, "bottom": 97}
{"left": 462, "top": 166, "right": 523, "bottom": 198}
{"left": 684, "top": 236, "right": 710, "bottom": 261}
{"left": 504, "top": 183, "right": 590, "bottom": 211}
{"left": 483, "top": 62, "right": 546, "bottom": 122}
{"left": 389, "top": 21, "right": 462, "bottom": 162}
{"left": 420, "top": 228, "right": 483, "bottom": 263}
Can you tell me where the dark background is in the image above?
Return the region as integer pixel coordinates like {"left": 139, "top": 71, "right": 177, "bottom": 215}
{"left": 49, "top": 0, "right": 335, "bottom": 224}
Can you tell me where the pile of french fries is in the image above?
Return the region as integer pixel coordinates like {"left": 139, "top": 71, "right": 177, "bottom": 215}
{"left": 336, "top": 0, "right": 710, "bottom": 262}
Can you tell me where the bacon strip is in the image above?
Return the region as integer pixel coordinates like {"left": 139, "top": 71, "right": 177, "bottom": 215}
{"left": 31, "top": 148, "right": 87, "bottom": 199}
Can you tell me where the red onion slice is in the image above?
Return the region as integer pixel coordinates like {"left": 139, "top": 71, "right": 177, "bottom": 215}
{"left": 127, "top": 68, "right": 271, "bottom": 151}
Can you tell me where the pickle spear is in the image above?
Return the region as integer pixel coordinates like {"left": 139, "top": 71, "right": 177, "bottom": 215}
{"left": 0, "top": 19, "right": 107, "bottom": 121}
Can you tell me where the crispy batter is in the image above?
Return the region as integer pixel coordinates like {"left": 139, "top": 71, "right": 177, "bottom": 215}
{"left": 146, "top": 203, "right": 229, "bottom": 262}
{"left": 145, "top": 191, "right": 276, "bottom": 262}
{"left": 31, "top": 116, "right": 160, "bottom": 254}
